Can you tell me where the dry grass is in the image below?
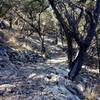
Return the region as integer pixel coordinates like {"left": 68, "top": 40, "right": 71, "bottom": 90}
{"left": 86, "top": 84, "right": 100, "bottom": 100}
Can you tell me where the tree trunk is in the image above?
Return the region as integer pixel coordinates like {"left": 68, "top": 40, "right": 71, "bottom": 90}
{"left": 67, "top": 37, "right": 73, "bottom": 69}
{"left": 9, "top": 16, "right": 13, "bottom": 29}
{"left": 68, "top": 47, "right": 86, "bottom": 80}
{"left": 41, "top": 38, "right": 45, "bottom": 54}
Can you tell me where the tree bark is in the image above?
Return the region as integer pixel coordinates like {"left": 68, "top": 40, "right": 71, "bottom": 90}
{"left": 68, "top": 47, "right": 86, "bottom": 80}
{"left": 41, "top": 38, "right": 45, "bottom": 54}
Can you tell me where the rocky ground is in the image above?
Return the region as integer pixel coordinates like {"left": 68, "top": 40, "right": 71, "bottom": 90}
{"left": 0, "top": 29, "right": 100, "bottom": 100}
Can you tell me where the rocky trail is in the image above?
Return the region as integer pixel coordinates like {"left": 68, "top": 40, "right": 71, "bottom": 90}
{"left": 0, "top": 30, "right": 100, "bottom": 100}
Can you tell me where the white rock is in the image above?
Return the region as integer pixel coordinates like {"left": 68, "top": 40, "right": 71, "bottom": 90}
{"left": 77, "top": 83, "right": 85, "bottom": 92}
{"left": 45, "top": 73, "right": 59, "bottom": 83}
